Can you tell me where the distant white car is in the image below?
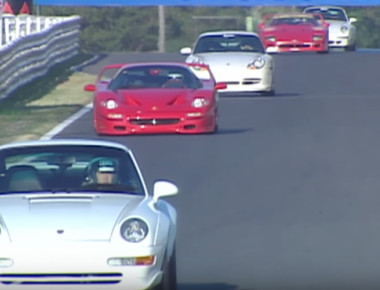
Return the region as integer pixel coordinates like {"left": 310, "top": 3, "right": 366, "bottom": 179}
{"left": 303, "top": 6, "right": 357, "bottom": 51}
{"left": 180, "top": 31, "right": 275, "bottom": 96}
{"left": 0, "top": 138, "right": 178, "bottom": 290}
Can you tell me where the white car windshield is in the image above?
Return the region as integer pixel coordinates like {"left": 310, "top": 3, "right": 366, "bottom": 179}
{"left": 0, "top": 145, "right": 145, "bottom": 194}
{"left": 193, "top": 34, "right": 265, "bottom": 54}
{"left": 305, "top": 8, "right": 348, "bottom": 22}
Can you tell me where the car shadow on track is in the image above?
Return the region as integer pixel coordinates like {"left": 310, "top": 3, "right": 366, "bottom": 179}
{"left": 179, "top": 282, "right": 258, "bottom": 290}
{"left": 215, "top": 128, "right": 254, "bottom": 135}
{"left": 91, "top": 128, "right": 254, "bottom": 139}
{"left": 219, "top": 92, "right": 300, "bottom": 98}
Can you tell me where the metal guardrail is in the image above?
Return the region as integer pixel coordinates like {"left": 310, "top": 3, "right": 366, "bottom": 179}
{"left": 0, "top": 15, "right": 81, "bottom": 100}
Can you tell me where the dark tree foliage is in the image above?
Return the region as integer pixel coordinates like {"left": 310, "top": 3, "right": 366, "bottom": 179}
{"left": 39, "top": 5, "right": 380, "bottom": 52}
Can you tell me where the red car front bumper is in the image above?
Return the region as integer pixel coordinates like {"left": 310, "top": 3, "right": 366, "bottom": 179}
{"left": 266, "top": 40, "right": 327, "bottom": 53}
{"left": 94, "top": 109, "right": 217, "bottom": 135}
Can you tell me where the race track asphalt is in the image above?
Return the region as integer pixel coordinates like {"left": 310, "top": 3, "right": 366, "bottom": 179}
{"left": 53, "top": 49, "right": 380, "bottom": 290}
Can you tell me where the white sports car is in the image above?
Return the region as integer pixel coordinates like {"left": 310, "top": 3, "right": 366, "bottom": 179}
{"left": 0, "top": 139, "right": 178, "bottom": 290}
{"left": 180, "top": 31, "right": 275, "bottom": 96}
{"left": 303, "top": 6, "right": 357, "bottom": 51}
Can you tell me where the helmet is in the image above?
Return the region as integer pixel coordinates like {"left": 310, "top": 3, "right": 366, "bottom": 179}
{"left": 87, "top": 157, "right": 119, "bottom": 184}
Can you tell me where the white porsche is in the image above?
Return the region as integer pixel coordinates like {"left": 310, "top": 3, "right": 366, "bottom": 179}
{"left": 303, "top": 6, "right": 357, "bottom": 51}
{"left": 181, "top": 31, "right": 275, "bottom": 96}
{"left": 0, "top": 139, "right": 178, "bottom": 290}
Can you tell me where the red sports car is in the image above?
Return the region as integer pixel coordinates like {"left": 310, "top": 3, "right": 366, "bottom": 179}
{"left": 84, "top": 62, "right": 227, "bottom": 135}
{"left": 259, "top": 13, "right": 329, "bottom": 53}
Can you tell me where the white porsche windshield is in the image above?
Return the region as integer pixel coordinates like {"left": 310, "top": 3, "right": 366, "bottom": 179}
{"left": 0, "top": 145, "right": 145, "bottom": 195}
{"left": 193, "top": 34, "right": 265, "bottom": 54}
{"left": 305, "top": 8, "right": 348, "bottom": 22}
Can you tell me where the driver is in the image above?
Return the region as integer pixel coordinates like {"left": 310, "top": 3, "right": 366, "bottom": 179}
{"left": 84, "top": 157, "right": 119, "bottom": 185}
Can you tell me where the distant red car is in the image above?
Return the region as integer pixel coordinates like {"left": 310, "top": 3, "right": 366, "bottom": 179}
{"left": 259, "top": 13, "right": 329, "bottom": 53}
{"left": 84, "top": 62, "right": 227, "bottom": 135}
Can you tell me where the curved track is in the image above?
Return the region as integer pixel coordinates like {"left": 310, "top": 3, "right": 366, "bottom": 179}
{"left": 55, "top": 50, "right": 380, "bottom": 290}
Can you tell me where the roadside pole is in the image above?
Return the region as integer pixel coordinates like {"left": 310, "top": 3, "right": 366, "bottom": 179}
{"left": 158, "top": 5, "right": 165, "bottom": 53}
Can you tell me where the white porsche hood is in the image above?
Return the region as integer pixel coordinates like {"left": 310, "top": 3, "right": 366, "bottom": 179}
{"left": 191, "top": 52, "right": 264, "bottom": 66}
{"left": 187, "top": 52, "right": 271, "bottom": 83}
{"left": 0, "top": 193, "right": 144, "bottom": 242}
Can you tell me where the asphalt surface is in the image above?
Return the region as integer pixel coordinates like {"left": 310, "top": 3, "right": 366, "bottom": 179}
{"left": 54, "top": 49, "right": 380, "bottom": 290}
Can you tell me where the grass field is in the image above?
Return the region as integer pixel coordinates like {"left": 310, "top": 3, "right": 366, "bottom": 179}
{"left": 0, "top": 53, "right": 96, "bottom": 145}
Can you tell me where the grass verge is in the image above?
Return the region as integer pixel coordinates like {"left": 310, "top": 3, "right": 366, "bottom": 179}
{"left": 0, "top": 53, "right": 97, "bottom": 145}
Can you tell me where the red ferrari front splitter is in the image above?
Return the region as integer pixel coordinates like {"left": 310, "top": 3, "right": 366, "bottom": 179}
{"left": 266, "top": 41, "right": 328, "bottom": 53}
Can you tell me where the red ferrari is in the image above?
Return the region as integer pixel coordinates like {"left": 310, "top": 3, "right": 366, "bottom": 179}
{"left": 84, "top": 62, "right": 227, "bottom": 135}
{"left": 259, "top": 13, "right": 329, "bottom": 53}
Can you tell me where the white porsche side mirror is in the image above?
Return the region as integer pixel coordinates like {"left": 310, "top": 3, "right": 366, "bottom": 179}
{"left": 180, "top": 47, "right": 192, "bottom": 55}
{"left": 153, "top": 180, "right": 178, "bottom": 203}
{"left": 349, "top": 17, "right": 357, "bottom": 23}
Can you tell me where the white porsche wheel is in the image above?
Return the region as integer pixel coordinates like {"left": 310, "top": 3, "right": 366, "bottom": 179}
{"left": 155, "top": 246, "right": 177, "bottom": 290}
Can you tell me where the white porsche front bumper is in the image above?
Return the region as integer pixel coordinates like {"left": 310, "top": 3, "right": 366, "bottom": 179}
{"left": 328, "top": 35, "right": 351, "bottom": 48}
{"left": 0, "top": 241, "right": 167, "bottom": 290}
{"left": 212, "top": 66, "right": 274, "bottom": 93}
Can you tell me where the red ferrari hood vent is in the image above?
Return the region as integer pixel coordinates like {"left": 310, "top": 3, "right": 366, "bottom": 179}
{"left": 120, "top": 90, "right": 189, "bottom": 107}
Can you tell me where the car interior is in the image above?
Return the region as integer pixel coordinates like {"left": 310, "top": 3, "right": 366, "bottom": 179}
{"left": 0, "top": 148, "right": 145, "bottom": 194}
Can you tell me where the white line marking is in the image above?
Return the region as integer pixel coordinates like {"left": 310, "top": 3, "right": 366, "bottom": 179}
{"left": 40, "top": 103, "right": 93, "bottom": 140}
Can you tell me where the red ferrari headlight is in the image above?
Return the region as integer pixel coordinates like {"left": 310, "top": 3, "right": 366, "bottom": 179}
{"left": 100, "top": 99, "right": 118, "bottom": 109}
{"left": 313, "top": 35, "right": 324, "bottom": 41}
{"left": 192, "top": 98, "right": 209, "bottom": 108}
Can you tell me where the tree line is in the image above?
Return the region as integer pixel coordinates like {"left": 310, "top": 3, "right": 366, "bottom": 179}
{"left": 38, "top": 6, "right": 380, "bottom": 52}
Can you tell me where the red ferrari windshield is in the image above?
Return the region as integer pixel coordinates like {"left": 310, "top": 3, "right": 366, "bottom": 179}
{"left": 108, "top": 64, "right": 201, "bottom": 90}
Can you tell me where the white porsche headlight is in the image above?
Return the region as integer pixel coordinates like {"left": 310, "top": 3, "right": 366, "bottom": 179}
{"left": 192, "top": 98, "right": 209, "bottom": 108}
{"left": 121, "top": 218, "right": 149, "bottom": 243}
{"left": 188, "top": 56, "right": 205, "bottom": 65}
{"left": 340, "top": 25, "right": 349, "bottom": 34}
{"left": 248, "top": 57, "right": 265, "bottom": 70}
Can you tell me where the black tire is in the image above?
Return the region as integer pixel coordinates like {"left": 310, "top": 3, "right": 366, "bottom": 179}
{"left": 345, "top": 44, "right": 356, "bottom": 52}
{"left": 154, "top": 246, "right": 177, "bottom": 290}
{"left": 317, "top": 39, "right": 329, "bottom": 54}
{"left": 261, "top": 89, "right": 275, "bottom": 96}
{"left": 212, "top": 113, "right": 218, "bottom": 134}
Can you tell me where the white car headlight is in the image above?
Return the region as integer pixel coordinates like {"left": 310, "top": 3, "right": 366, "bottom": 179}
{"left": 121, "top": 218, "right": 149, "bottom": 242}
{"left": 192, "top": 98, "right": 209, "bottom": 108}
{"left": 340, "top": 25, "right": 349, "bottom": 34}
{"left": 266, "top": 36, "right": 276, "bottom": 42}
{"left": 313, "top": 35, "right": 324, "bottom": 41}
{"left": 248, "top": 57, "right": 265, "bottom": 70}
{"left": 188, "top": 55, "right": 205, "bottom": 65}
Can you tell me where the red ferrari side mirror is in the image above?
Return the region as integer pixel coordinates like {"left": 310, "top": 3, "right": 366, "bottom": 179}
{"left": 215, "top": 82, "right": 227, "bottom": 90}
{"left": 259, "top": 23, "right": 265, "bottom": 29}
{"left": 84, "top": 84, "right": 96, "bottom": 92}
